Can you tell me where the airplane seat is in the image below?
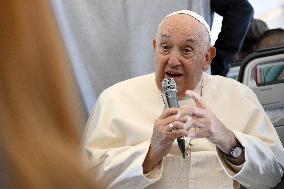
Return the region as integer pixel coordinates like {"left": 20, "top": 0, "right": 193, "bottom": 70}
{"left": 238, "top": 47, "right": 284, "bottom": 189}
{"left": 227, "top": 62, "right": 241, "bottom": 80}
{"left": 274, "top": 118, "right": 284, "bottom": 146}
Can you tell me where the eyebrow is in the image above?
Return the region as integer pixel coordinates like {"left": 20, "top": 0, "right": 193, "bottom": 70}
{"left": 159, "top": 33, "right": 196, "bottom": 43}
{"left": 160, "top": 34, "right": 170, "bottom": 39}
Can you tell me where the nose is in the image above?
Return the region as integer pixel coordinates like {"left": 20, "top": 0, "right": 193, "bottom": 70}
{"left": 168, "top": 49, "right": 181, "bottom": 67}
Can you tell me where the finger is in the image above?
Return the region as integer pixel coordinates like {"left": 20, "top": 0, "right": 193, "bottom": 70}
{"left": 159, "top": 108, "right": 179, "bottom": 119}
{"left": 188, "top": 129, "right": 201, "bottom": 140}
{"left": 167, "top": 129, "right": 188, "bottom": 141}
{"left": 184, "top": 119, "right": 205, "bottom": 130}
{"left": 166, "top": 123, "right": 175, "bottom": 132}
{"left": 159, "top": 114, "right": 178, "bottom": 127}
{"left": 191, "top": 117, "right": 207, "bottom": 129}
{"left": 184, "top": 118, "right": 193, "bottom": 130}
{"left": 172, "top": 121, "right": 185, "bottom": 130}
{"left": 185, "top": 90, "right": 206, "bottom": 109}
{"left": 176, "top": 106, "right": 205, "bottom": 120}
{"left": 178, "top": 115, "right": 189, "bottom": 123}
{"left": 193, "top": 129, "right": 209, "bottom": 138}
{"left": 188, "top": 129, "right": 197, "bottom": 140}
{"left": 165, "top": 121, "right": 185, "bottom": 132}
{"left": 188, "top": 128, "right": 209, "bottom": 140}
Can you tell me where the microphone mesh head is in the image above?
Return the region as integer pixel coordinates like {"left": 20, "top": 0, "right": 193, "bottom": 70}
{"left": 162, "top": 78, "right": 177, "bottom": 92}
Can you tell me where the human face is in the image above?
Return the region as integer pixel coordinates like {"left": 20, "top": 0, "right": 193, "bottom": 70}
{"left": 154, "top": 14, "right": 215, "bottom": 99}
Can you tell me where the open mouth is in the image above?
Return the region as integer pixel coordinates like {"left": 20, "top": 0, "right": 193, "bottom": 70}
{"left": 165, "top": 71, "right": 182, "bottom": 78}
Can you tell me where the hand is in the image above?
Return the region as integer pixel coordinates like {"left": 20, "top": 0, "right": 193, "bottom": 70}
{"left": 176, "top": 90, "right": 238, "bottom": 154}
{"left": 143, "top": 108, "right": 187, "bottom": 173}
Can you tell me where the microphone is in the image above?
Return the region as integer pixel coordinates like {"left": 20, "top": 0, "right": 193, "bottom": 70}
{"left": 161, "top": 78, "right": 186, "bottom": 158}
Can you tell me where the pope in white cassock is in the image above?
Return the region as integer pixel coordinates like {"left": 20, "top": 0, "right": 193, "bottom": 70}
{"left": 83, "top": 10, "right": 284, "bottom": 189}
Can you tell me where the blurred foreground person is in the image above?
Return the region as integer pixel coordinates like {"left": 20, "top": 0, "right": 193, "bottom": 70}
{"left": 0, "top": 1, "right": 102, "bottom": 189}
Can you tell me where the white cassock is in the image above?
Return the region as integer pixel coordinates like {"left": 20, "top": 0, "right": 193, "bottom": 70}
{"left": 83, "top": 72, "right": 284, "bottom": 189}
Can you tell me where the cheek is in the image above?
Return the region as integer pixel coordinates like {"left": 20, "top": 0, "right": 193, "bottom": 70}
{"left": 154, "top": 58, "right": 164, "bottom": 84}
{"left": 154, "top": 62, "right": 162, "bottom": 77}
{"left": 183, "top": 61, "right": 195, "bottom": 76}
{"left": 184, "top": 57, "right": 203, "bottom": 73}
{"left": 155, "top": 56, "right": 167, "bottom": 74}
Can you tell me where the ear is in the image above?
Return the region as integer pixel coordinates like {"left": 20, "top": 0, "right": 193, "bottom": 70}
{"left": 202, "top": 46, "right": 216, "bottom": 71}
{"left": 152, "top": 38, "right": 157, "bottom": 49}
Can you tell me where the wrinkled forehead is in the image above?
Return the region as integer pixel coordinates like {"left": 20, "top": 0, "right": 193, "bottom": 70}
{"left": 157, "top": 12, "right": 211, "bottom": 43}
{"left": 160, "top": 15, "right": 201, "bottom": 34}
{"left": 157, "top": 14, "right": 209, "bottom": 42}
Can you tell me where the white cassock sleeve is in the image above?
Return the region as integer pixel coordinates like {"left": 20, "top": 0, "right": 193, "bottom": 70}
{"left": 216, "top": 88, "right": 284, "bottom": 189}
{"left": 82, "top": 87, "right": 163, "bottom": 189}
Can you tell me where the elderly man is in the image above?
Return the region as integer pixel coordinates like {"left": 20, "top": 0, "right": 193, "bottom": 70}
{"left": 83, "top": 10, "right": 284, "bottom": 189}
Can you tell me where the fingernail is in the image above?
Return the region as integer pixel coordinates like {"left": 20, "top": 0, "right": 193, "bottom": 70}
{"left": 175, "top": 112, "right": 180, "bottom": 119}
{"left": 184, "top": 120, "right": 192, "bottom": 130}
{"left": 186, "top": 90, "right": 191, "bottom": 96}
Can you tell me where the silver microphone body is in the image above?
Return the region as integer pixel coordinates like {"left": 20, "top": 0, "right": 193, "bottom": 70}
{"left": 161, "top": 89, "right": 179, "bottom": 109}
{"left": 162, "top": 78, "right": 186, "bottom": 158}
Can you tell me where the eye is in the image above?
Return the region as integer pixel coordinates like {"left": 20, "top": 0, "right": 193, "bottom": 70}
{"left": 159, "top": 43, "right": 171, "bottom": 53}
{"left": 184, "top": 47, "right": 193, "bottom": 54}
{"left": 183, "top": 47, "right": 194, "bottom": 58}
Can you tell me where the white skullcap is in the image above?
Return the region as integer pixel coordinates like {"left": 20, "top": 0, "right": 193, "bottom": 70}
{"left": 161, "top": 10, "right": 211, "bottom": 38}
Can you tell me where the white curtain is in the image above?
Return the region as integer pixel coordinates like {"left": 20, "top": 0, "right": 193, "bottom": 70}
{"left": 51, "top": 0, "right": 211, "bottom": 113}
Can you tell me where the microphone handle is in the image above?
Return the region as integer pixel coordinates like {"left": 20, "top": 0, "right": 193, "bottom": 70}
{"left": 177, "top": 138, "right": 186, "bottom": 158}
{"left": 164, "top": 91, "right": 186, "bottom": 158}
